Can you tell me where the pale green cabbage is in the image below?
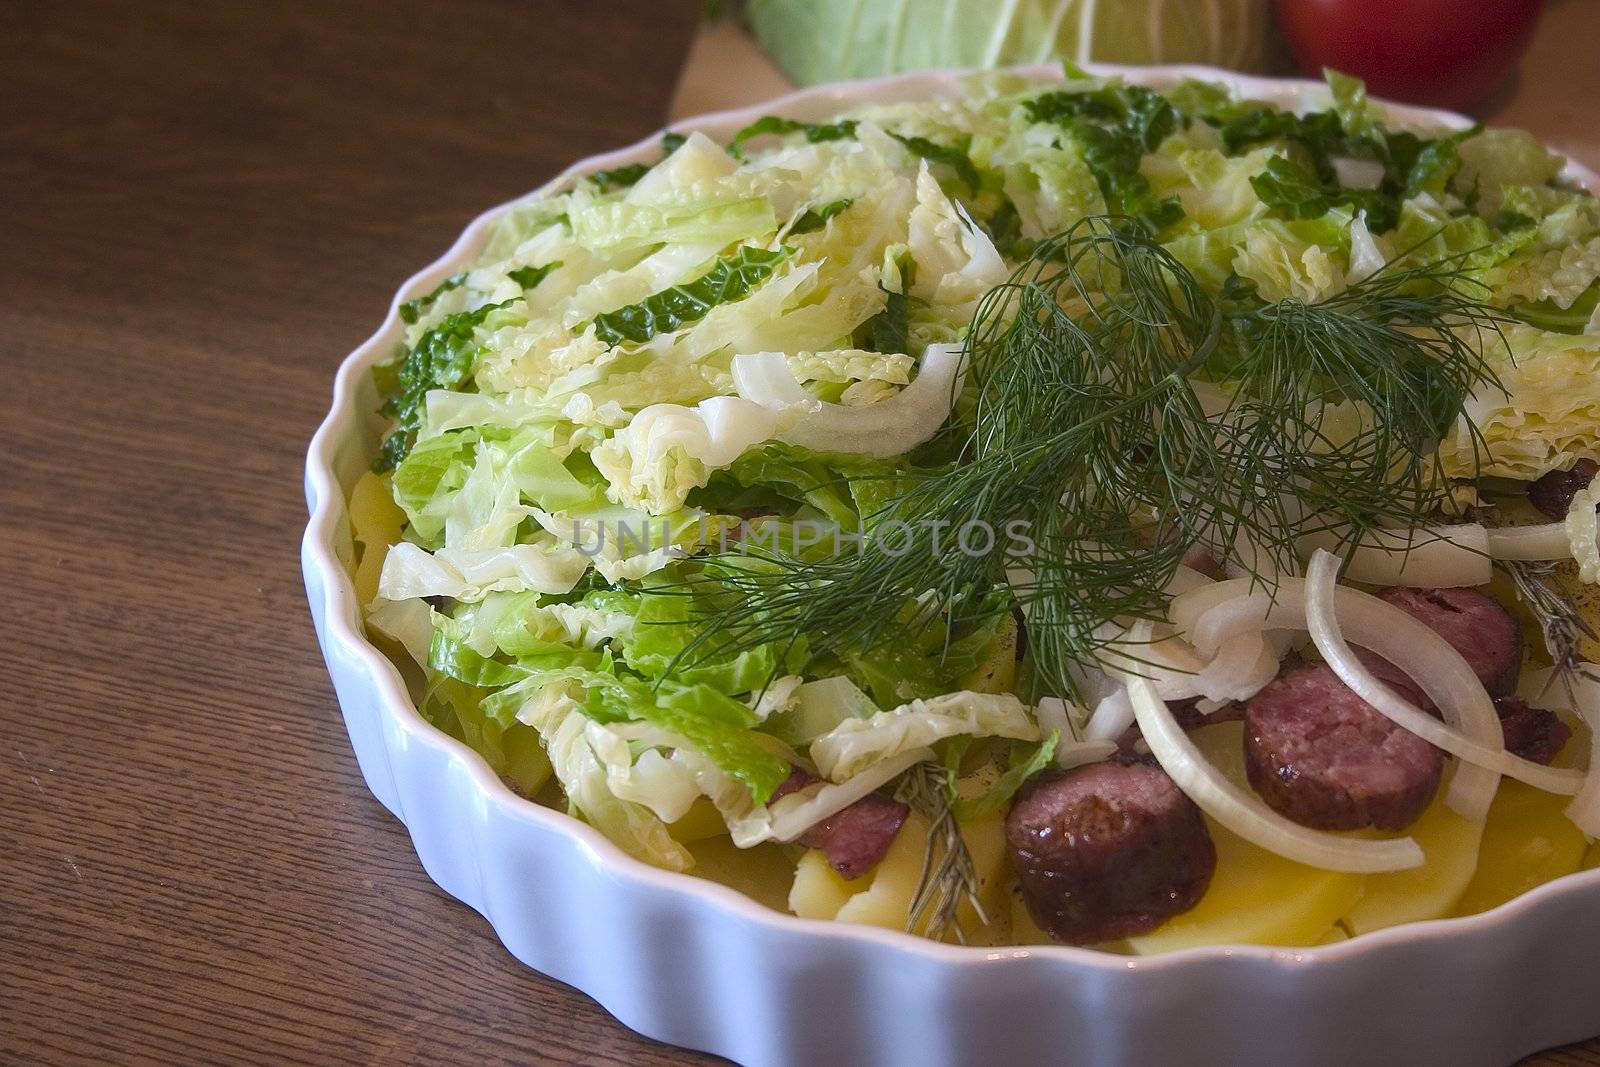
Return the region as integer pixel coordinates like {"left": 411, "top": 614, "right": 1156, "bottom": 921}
{"left": 744, "top": 0, "right": 1276, "bottom": 86}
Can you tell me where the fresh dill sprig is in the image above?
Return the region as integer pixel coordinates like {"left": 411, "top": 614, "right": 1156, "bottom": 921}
{"left": 672, "top": 215, "right": 1507, "bottom": 701}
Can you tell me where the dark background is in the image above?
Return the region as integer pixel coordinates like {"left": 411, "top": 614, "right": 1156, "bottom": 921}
{"left": 2, "top": 2, "right": 1596, "bottom": 1064}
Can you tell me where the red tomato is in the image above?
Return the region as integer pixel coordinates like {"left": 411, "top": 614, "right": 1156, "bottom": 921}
{"left": 1272, "top": 0, "right": 1546, "bottom": 112}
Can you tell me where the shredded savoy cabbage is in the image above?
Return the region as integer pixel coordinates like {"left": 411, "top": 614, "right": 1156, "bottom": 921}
{"left": 354, "top": 67, "right": 1600, "bottom": 904}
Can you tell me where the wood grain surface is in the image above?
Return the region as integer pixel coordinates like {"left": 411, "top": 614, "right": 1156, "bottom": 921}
{"left": 1, "top": 2, "right": 1596, "bottom": 1065}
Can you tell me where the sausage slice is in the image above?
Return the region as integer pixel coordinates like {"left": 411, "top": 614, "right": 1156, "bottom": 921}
{"left": 773, "top": 767, "right": 909, "bottom": 880}
{"left": 1528, "top": 459, "right": 1598, "bottom": 520}
{"left": 1494, "top": 696, "right": 1572, "bottom": 766}
{"left": 1006, "top": 761, "right": 1216, "bottom": 944}
{"left": 1377, "top": 587, "right": 1524, "bottom": 696}
{"left": 1244, "top": 664, "right": 1443, "bottom": 831}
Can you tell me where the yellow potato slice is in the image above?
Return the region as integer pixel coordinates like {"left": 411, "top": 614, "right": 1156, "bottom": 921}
{"left": 789, "top": 848, "right": 866, "bottom": 920}
{"left": 1342, "top": 791, "right": 1482, "bottom": 936}
{"left": 1452, "top": 780, "right": 1589, "bottom": 917}
{"left": 960, "top": 613, "right": 1019, "bottom": 695}
{"left": 1009, "top": 890, "right": 1056, "bottom": 946}
{"left": 349, "top": 469, "right": 405, "bottom": 548}
{"left": 1126, "top": 722, "right": 1364, "bottom": 953}
{"left": 348, "top": 470, "right": 405, "bottom": 606}
{"left": 669, "top": 796, "right": 731, "bottom": 844}
{"left": 789, "top": 811, "right": 1010, "bottom": 941}
{"left": 960, "top": 813, "right": 1012, "bottom": 923}
{"left": 685, "top": 837, "right": 796, "bottom": 913}
{"left": 500, "top": 723, "right": 554, "bottom": 798}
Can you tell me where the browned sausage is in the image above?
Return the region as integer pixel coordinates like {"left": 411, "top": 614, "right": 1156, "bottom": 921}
{"left": 1528, "top": 459, "right": 1598, "bottom": 520}
{"left": 773, "top": 767, "right": 909, "bottom": 880}
{"left": 1377, "top": 587, "right": 1524, "bottom": 696}
{"left": 1006, "top": 761, "right": 1216, "bottom": 944}
{"left": 1494, "top": 696, "right": 1572, "bottom": 765}
{"left": 1244, "top": 664, "right": 1444, "bottom": 831}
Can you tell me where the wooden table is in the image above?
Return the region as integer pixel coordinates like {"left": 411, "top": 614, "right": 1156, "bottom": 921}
{"left": 4, "top": 2, "right": 1598, "bottom": 1065}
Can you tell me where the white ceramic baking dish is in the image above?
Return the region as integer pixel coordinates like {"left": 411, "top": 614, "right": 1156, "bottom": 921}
{"left": 304, "top": 63, "right": 1600, "bottom": 1067}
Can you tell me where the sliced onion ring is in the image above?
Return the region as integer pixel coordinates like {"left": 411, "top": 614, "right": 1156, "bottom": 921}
{"left": 732, "top": 343, "right": 965, "bottom": 459}
{"left": 1485, "top": 522, "right": 1579, "bottom": 561}
{"left": 1118, "top": 627, "right": 1424, "bottom": 874}
{"left": 1299, "top": 525, "right": 1491, "bottom": 588}
{"left": 1302, "top": 551, "right": 1499, "bottom": 818}
{"left": 1557, "top": 671, "right": 1600, "bottom": 837}
{"left": 1303, "top": 550, "right": 1584, "bottom": 808}
{"left": 1084, "top": 687, "right": 1136, "bottom": 742}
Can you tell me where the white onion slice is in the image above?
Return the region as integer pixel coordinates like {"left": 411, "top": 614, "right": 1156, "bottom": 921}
{"left": 1485, "top": 522, "right": 1580, "bottom": 561}
{"left": 1334, "top": 157, "right": 1386, "bottom": 190}
{"left": 1568, "top": 482, "right": 1600, "bottom": 583}
{"left": 1034, "top": 695, "right": 1071, "bottom": 728}
{"left": 1196, "top": 632, "right": 1280, "bottom": 703}
{"left": 768, "top": 747, "right": 931, "bottom": 842}
{"left": 1119, "top": 638, "right": 1424, "bottom": 873}
{"left": 1056, "top": 739, "right": 1120, "bottom": 770}
{"left": 1303, "top": 550, "right": 1584, "bottom": 810}
{"left": 1301, "top": 552, "right": 1499, "bottom": 818}
{"left": 1084, "top": 687, "right": 1136, "bottom": 742}
{"left": 1298, "top": 525, "right": 1491, "bottom": 588}
{"left": 732, "top": 343, "right": 965, "bottom": 458}
{"left": 1165, "top": 562, "right": 1216, "bottom": 596}
{"left": 1559, "top": 671, "right": 1600, "bottom": 837}
{"left": 1176, "top": 579, "right": 1296, "bottom": 656}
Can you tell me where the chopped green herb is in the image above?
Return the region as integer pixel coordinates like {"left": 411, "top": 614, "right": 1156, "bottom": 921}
{"left": 587, "top": 162, "right": 650, "bottom": 192}
{"left": 1405, "top": 125, "right": 1480, "bottom": 198}
{"left": 860, "top": 285, "right": 910, "bottom": 355}
{"left": 1251, "top": 156, "right": 1398, "bottom": 232}
{"left": 1025, "top": 84, "right": 1182, "bottom": 230}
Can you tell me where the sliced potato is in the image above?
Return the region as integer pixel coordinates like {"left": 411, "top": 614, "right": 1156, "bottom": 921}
{"left": 960, "top": 613, "right": 1019, "bottom": 695}
{"left": 501, "top": 723, "right": 554, "bottom": 798}
{"left": 669, "top": 796, "right": 731, "bottom": 844}
{"left": 1452, "top": 780, "right": 1589, "bottom": 916}
{"left": 1009, "top": 889, "right": 1056, "bottom": 946}
{"left": 348, "top": 470, "right": 405, "bottom": 605}
{"left": 789, "top": 811, "right": 1011, "bottom": 941}
{"left": 1127, "top": 722, "right": 1365, "bottom": 953}
{"left": 1342, "top": 791, "right": 1482, "bottom": 935}
{"left": 686, "top": 837, "right": 796, "bottom": 913}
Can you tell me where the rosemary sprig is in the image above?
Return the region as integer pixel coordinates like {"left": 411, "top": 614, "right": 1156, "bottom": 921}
{"left": 896, "top": 760, "right": 986, "bottom": 943}
{"left": 1498, "top": 560, "right": 1595, "bottom": 673}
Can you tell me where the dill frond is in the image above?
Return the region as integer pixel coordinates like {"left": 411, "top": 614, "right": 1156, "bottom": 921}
{"left": 673, "top": 215, "right": 1507, "bottom": 702}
